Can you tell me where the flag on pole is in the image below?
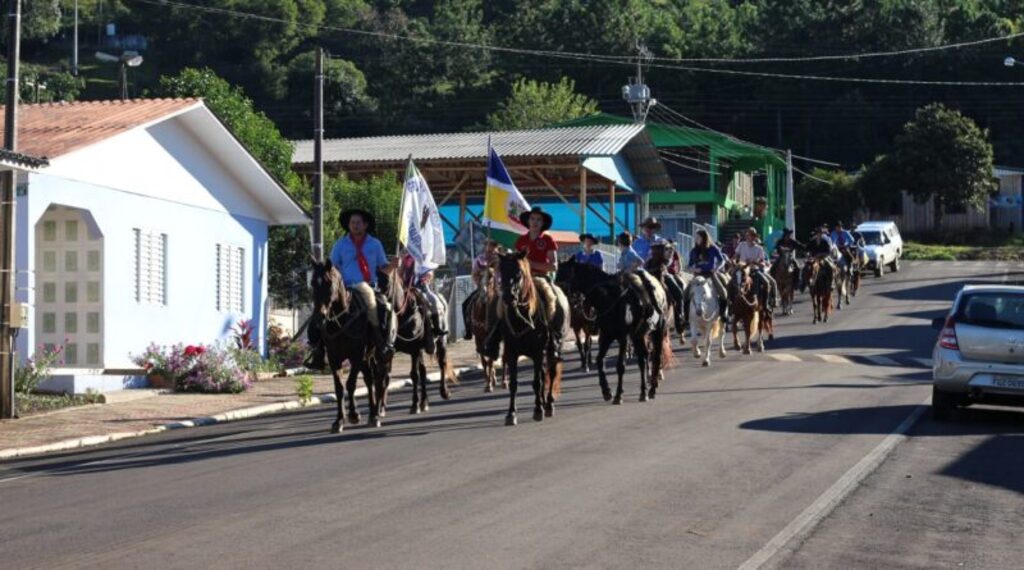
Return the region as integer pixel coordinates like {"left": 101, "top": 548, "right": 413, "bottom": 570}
{"left": 398, "top": 159, "right": 446, "bottom": 272}
{"left": 483, "top": 146, "right": 530, "bottom": 247}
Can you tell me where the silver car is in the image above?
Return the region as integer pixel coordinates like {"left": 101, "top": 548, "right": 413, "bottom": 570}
{"left": 931, "top": 285, "right": 1024, "bottom": 420}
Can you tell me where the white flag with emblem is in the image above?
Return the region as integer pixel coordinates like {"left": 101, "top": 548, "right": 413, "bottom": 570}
{"left": 398, "top": 159, "right": 446, "bottom": 272}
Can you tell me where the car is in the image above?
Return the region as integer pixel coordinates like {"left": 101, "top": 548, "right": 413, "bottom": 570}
{"left": 931, "top": 285, "right": 1024, "bottom": 420}
{"left": 854, "top": 221, "right": 903, "bottom": 277}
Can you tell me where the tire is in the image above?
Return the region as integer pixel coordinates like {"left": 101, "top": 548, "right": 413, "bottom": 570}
{"left": 889, "top": 257, "right": 900, "bottom": 273}
{"left": 932, "top": 386, "right": 957, "bottom": 421}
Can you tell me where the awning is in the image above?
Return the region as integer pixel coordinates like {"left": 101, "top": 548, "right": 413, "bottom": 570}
{"left": 583, "top": 155, "right": 640, "bottom": 193}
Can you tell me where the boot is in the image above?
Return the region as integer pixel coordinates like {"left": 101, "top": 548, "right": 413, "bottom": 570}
{"left": 304, "top": 343, "right": 326, "bottom": 371}
{"left": 681, "top": 297, "right": 691, "bottom": 329}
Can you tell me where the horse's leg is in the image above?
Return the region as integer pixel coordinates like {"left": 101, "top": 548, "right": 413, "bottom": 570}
{"left": 584, "top": 332, "right": 593, "bottom": 370}
{"left": 505, "top": 351, "right": 519, "bottom": 426}
{"left": 346, "top": 358, "right": 361, "bottom": 425}
{"left": 596, "top": 334, "right": 613, "bottom": 402}
{"left": 533, "top": 351, "right": 545, "bottom": 422}
{"left": 702, "top": 327, "right": 713, "bottom": 367}
{"left": 328, "top": 353, "right": 345, "bottom": 433}
{"left": 732, "top": 314, "right": 741, "bottom": 351}
{"left": 482, "top": 355, "right": 494, "bottom": 392}
{"left": 613, "top": 338, "right": 627, "bottom": 405}
{"left": 437, "top": 338, "right": 452, "bottom": 400}
{"left": 418, "top": 356, "right": 430, "bottom": 413}
{"left": 574, "top": 327, "right": 587, "bottom": 372}
{"left": 718, "top": 322, "right": 728, "bottom": 360}
{"left": 637, "top": 335, "right": 649, "bottom": 402}
{"left": 409, "top": 355, "right": 421, "bottom": 415}
{"left": 757, "top": 313, "right": 766, "bottom": 352}
{"left": 649, "top": 326, "right": 664, "bottom": 400}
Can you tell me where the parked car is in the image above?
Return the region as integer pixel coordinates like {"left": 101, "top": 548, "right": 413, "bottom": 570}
{"left": 931, "top": 285, "right": 1024, "bottom": 420}
{"left": 854, "top": 221, "right": 903, "bottom": 277}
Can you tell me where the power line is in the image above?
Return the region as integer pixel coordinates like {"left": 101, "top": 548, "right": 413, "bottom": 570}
{"left": 126, "top": 0, "right": 1024, "bottom": 88}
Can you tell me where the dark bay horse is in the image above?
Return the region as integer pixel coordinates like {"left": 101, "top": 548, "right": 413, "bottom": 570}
{"left": 556, "top": 257, "right": 672, "bottom": 403}
{"left": 804, "top": 258, "right": 835, "bottom": 324}
{"left": 309, "top": 259, "right": 388, "bottom": 432}
{"left": 772, "top": 249, "right": 797, "bottom": 316}
{"left": 566, "top": 291, "right": 599, "bottom": 372}
{"left": 496, "top": 251, "right": 568, "bottom": 425}
{"left": 380, "top": 268, "right": 454, "bottom": 416}
{"left": 468, "top": 266, "right": 506, "bottom": 392}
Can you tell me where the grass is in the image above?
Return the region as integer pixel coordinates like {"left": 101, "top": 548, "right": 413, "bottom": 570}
{"left": 904, "top": 242, "right": 1023, "bottom": 262}
{"left": 16, "top": 392, "right": 104, "bottom": 417}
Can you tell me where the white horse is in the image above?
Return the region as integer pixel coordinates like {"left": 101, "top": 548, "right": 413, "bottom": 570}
{"left": 689, "top": 275, "right": 727, "bottom": 367}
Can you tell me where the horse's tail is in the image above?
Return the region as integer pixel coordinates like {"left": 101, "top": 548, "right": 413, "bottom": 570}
{"left": 550, "top": 356, "right": 563, "bottom": 399}
{"left": 441, "top": 343, "right": 458, "bottom": 385}
{"left": 660, "top": 328, "right": 675, "bottom": 371}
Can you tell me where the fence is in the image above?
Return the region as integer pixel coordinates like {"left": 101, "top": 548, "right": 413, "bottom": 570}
{"left": 558, "top": 243, "right": 620, "bottom": 274}
{"left": 435, "top": 274, "right": 475, "bottom": 341}
{"left": 675, "top": 231, "right": 694, "bottom": 255}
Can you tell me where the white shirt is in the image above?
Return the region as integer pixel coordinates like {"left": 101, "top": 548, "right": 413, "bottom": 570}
{"left": 736, "top": 241, "right": 766, "bottom": 264}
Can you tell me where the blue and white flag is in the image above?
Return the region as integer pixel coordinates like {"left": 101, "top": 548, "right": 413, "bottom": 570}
{"left": 398, "top": 159, "right": 446, "bottom": 272}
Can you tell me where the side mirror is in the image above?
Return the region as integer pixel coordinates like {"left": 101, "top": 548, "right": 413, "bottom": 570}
{"left": 931, "top": 317, "right": 945, "bottom": 330}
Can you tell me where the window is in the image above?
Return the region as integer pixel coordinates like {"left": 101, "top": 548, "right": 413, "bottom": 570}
{"left": 42, "top": 282, "right": 56, "bottom": 303}
{"left": 64, "top": 312, "right": 78, "bottom": 334}
{"left": 86, "top": 343, "right": 100, "bottom": 365}
{"left": 216, "top": 243, "right": 244, "bottom": 313}
{"left": 86, "top": 312, "right": 100, "bottom": 334}
{"left": 42, "top": 221, "right": 56, "bottom": 241}
{"left": 42, "top": 313, "right": 56, "bottom": 334}
{"left": 87, "top": 281, "right": 100, "bottom": 303}
{"left": 65, "top": 220, "right": 79, "bottom": 241}
{"left": 87, "top": 250, "right": 101, "bottom": 272}
{"left": 65, "top": 343, "right": 78, "bottom": 366}
{"left": 65, "top": 251, "right": 78, "bottom": 272}
{"left": 42, "top": 251, "right": 56, "bottom": 272}
{"left": 134, "top": 229, "right": 167, "bottom": 305}
{"left": 65, "top": 282, "right": 78, "bottom": 303}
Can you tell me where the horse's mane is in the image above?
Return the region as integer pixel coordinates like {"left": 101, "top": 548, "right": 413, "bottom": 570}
{"left": 516, "top": 257, "right": 539, "bottom": 314}
{"left": 314, "top": 263, "right": 348, "bottom": 312}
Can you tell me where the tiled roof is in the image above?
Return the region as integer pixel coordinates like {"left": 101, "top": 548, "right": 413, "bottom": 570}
{"left": 0, "top": 148, "right": 48, "bottom": 168}
{"left": 292, "top": 124, "right": 648, "bottom": 164}
{"left": 0, "top": 98, "right": 201, "bottom": 159}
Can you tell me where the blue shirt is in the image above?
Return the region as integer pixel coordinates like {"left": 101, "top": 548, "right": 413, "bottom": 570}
{"left": 574, "top": 250, "right": 605, "bottom": 268}
{"left": 831, "top": 230, "right": 854, "bottom": 247}
{"left": 633, "top": 234, "right": 662, "bottom": 260}
{"left": 617, "top": 247, "right": 644, "bottom": 272}
{"left": 330, "top": 235, "right": 388, "bottom": 287}
{"left": 688, "top": 245, "right": 725, "bottom": 275}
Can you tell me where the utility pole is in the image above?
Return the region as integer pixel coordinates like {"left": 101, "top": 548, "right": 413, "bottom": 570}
{"left": 622, "top": 42, "right": 657, "bottom": 226}
{"left": 312, "top": 46, "right": 324, "bottom": 260}
{"left": 1, "top": 0, "right": 22, "bottom": 420}
{"left": 785, "top": 149, "right": 796, "bottom": 232}
{"left": 119, "top": 61, "right": 127, "bottom": 101}
{"left": 72, "top": 0, "right": 79, "bottom": 76}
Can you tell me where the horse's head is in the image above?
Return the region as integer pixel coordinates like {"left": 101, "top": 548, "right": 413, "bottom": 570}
{"left": 497, "top": 250, "right": 531, "bottom": 306}
{"left": 692, "top": 275, "right": 716, "bottom": 319}
{"left": 555, "top": 255, "right": 577, "bottom": 291}
{"left": 309, "top": 257, "right": 342, "bottom": 316}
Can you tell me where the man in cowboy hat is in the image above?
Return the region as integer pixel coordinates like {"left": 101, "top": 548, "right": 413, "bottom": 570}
{"left": 634, "top": 217, "right": 663, "bottom": 261}
{"left": 307, "top": 208, "right": 398, "bottom": 369}
{"left": 772, "top": 227, "right": 805, "bottom": 289}
{"left": 515, "top": 206, "right": 558, "bottom": 278}
{"left": 574, "top": 233, "right": 606, "bottom": 268}
{"left": 735, "top": 227, "right": 779, "bottom": 311}
{"left": 462, "top": 238, "right": 500, "bottom": 340}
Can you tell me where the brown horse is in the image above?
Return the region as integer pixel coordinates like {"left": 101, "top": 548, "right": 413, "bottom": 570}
{"left": 309, "top": 259, "right": 389, "bottom": 432}
{"left": 731, "top": 265, "right": 770, "bottom": 354}
{"left": 495, "top": 251, "right": 568, "bottom": 425}
{"left": 567, "top": 291, "right": 599, "bottom": 371}
{"left": 804, "top": 258, "right": 835, "bottom": 324}
{"left": 468, "top": 266, "right": 506, "bottom": 392}
{"left": 772, "top": 249, "right": 797, "bottom": 316}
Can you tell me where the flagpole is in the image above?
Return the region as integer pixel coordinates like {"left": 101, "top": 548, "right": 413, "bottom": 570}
{"left": 485, "top": 136, "right": 492, "bottom": 241}
{"left": 397, "top": 153, "right": 413, "bottom": 258}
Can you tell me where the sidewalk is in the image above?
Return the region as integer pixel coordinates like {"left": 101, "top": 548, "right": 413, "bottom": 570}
{"left": 0, "top": 340, "right": 482, "bottom": 460}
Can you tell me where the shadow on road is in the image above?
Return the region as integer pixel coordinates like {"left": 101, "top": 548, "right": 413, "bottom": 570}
{"left": 770, "top": 324, "right": 934, "bottom": 357}
{"left": 879, "top": 272, "right": 1024, "bottom": 302}
{"left": 741, "top": 403, "right": 1024, "bottom": 437}
{"left": 938, "top": 434, "right": 1024, "bottom": 494}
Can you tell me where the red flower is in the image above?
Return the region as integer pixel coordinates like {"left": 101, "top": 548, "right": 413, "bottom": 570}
{"left": 195, "top": 346, "right": 206, "bottom": 355}
{"left": 184, "top": 345, "right": 198, "bottom": 357}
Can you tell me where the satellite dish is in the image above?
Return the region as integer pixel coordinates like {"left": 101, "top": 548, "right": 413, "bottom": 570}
{"left": 95, "top": 51, "right": 119, "bottom": 63}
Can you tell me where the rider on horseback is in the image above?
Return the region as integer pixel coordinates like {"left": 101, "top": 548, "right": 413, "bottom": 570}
{"left": 830, "top": 221, "right": 856, "bottom": 269}
{"left": 617, "top": 232, "right": 662, "bottom": 320}
{"left": 803, "top": 226, "right": 836, "bottom": 293}
{"left": 307, "top": 208, "right": 398, "bottom": 370}
{"left": 462, "top": 238, "right": 499, "bottom": 340}
{"left": 633, "top": 217, "right": 663, "bottom": 261}
{"left": 574, "top": 233, "right": 606, "bottom": 268}
{"left": 735, "top": 227, "right": 779, "bottom": 313}
{"left": 682, "top": 228, "right": 730, "bottom": 327}
{"left": 646, "top": 239, "right": 685, "bottom": 309}
{"left": 772, "top": 228, "right": 805, "bottom": 289}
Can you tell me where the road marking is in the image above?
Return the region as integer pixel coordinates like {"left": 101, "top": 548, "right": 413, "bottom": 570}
{"left": 864, "top": 355, "right": 899, "bottom": 366}
{"left": 912, "top": 357, "right": 933, "bottom": 368}
{"left": 737, "top": 397, "right": 929, "bottom": 570}
{"left": 766, "top": 353, "right": 802, "bottom": 362}
{"left": 816, "top": 354, "right": 853, "bottom": 365}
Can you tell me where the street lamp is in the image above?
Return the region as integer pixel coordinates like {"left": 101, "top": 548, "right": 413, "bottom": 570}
{"left": 1005, "top": 56, "right": 1018, "bottom": 67}
{"left": 96, "top": 50, "right": 143, "bottom": 100}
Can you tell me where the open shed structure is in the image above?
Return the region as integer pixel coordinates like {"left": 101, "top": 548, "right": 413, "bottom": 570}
{"left": 293, "top": 124, "right": 672, "bottom": 241}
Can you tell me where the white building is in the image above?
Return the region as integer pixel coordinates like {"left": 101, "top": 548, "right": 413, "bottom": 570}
{"left": 5, "top": 99, "right": 308, "bottom": 393}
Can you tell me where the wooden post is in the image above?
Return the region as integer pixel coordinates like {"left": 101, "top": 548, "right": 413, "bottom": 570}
{"left": 458, "top": 190, "right": 467, "bottom": 228}
{"left": 608, "top": 182, "right": 616, "bottom": 241}
{"left": 579, "top": 166, "right": 588, "bottom": 234}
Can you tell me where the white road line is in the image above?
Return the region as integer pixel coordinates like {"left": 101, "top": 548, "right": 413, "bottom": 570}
{"left": 737, "top": 397, "right": 929, "bottom": 570}
{"left": 864, "top": 355, "right": 900, "bottom": 366}
{"left": 913, "top": 357, "right": 933, "bottom": 368}
{"left": 817, "top": 354, "right": 853, "bottom": 365}
{"left": 767, "top": 353, "right": 803, "bottom": 362}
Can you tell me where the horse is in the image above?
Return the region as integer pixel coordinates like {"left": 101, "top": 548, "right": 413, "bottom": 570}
{"left": 689, "top": 275, "right": 727, "bottom": 367}
{"left": 834, "top": 250, "right": 854, "bottom": 311}
{"left": 567, "top": 291, "right": 599, "bottom": 371}
{"left": 772, "top": 249, "right": 797, "bottom": 316}
{"left": 379, "top": 267, "right": 455, "bottom": 416}
{"left": 646, "top": 247, "right": 688, "bottom": 345}
{"left": 495, "top": 251, "right": 569, "bottom": 425}
{"left": 309, "top": 259, "right": 389, "bottom": 432}
{"left": 804, "top": 258, "right": 835, "bottom": 324}
{"left": 556, "top": 257, "right": 673, "bottom": 403}
{"left": 730, "top": 265, "right": 768, "bottom": 354}
{"left": 468, "top": 266, "right": 506, "bottom": 392}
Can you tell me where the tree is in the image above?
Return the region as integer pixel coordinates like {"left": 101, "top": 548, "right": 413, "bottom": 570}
{"left": 794, "top": 168, "right": 861, "bottom": 238}
{"left": 285, "top": 51, "right": 377, "bottom": 130}
{"left": 890, "top": 103, "right": 998, "bottom": 230}
{"left": 856, "top": 154, "right": 904, "bottom": 216}
{"left": 486, "top": 77, "right": 599, "bottom": 130}
{"left": 324, "top": 174, "right": 403, "bottom": 255}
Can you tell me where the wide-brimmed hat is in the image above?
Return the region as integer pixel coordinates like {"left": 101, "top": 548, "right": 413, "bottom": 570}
{"left": 579, "top": 233, "right": 597, "bottom": 244}
{"left": 640, "top": 217, "right": 662, "bottom": 230}
{"left": 519, "top": 206, "right": 553, "bottom": 232}
{"left": 339, "top": 208, "right": 376, "bottom": 234}
{"left": 746, "top": 227, "right": 759, "bottom": 237}
{"left": 783, "top": 227, "right": 794, "bottom": 235}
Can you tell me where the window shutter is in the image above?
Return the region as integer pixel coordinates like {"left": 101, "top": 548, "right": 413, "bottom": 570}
{"left": 134, "top": 228, "right": 167, "bottom": 305}
{"left": 216, "top": 244, "right": 244, "bottom": 313}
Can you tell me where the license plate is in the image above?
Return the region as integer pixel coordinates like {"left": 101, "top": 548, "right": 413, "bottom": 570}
{"left": 992, "top": 376, "right": 1024, "bottom": 389}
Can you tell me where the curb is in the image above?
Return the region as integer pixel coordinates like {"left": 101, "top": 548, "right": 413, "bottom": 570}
{"left": 0, "top": 365, "right": 480, "bottom": 462}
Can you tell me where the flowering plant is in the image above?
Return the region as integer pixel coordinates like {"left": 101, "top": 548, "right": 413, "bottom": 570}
{"left": 233, "top": 319, "right": 256, "bottom": 351}
{"left": 131, "top": 343, "right": 252, "bottom": 394}
{"left": 268, "top": 324, "right": 308, "bottom": 369}
{"left": 14, "top": 343, "right": 65, "bottom": 395}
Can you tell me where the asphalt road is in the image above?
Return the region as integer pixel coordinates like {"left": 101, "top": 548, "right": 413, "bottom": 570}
{"left": 1, "top": 261, "right": 1022, "bottom": 570}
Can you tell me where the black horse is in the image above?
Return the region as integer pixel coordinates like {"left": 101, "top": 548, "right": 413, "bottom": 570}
{"left": 309, "top": 259, "right": 389, "bottom": 431}
{"left": 379, "top": 268, "right": 454, "bottom": 416}
{"left": 556, "top": 257, "right": 672, "bottom": 404}
{"left": 495, "top": 251, "right": 567, "bottom": 425}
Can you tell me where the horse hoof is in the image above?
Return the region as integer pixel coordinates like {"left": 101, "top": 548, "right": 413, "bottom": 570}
{"left": 505, "top": 414, "right": 517, "bottom": 426}
{"left": 485, "top": 384, "right": 494, "bottom": 393}
{"left": 648, "top": 388, "right": 657, "bottom": 400}
{"left": 420, "top": 403, "right": 430, "bottom": 413}
{"left": 758, "top": 346, "right": 765, "bottom": 353}
{"left": 769, "top": 334, "right": 775, "bottom": 341}
{"left": 545, "top": 406, "right": 554, "bottom": 418}
{"left": 743, "top": 348, "right": 751, "bottom": 355}
{"left": 639, "top": 392, "right": 648, "bottom": 402}
{"left": 347, "top": 414, "right": 361, "bottom": 425}
{"left": 440, "top": 388, "right": 452, "bottom": 401}
{"left": 613, "top": 395, "right": 623, "bottom": 405}
{"left": 373, "top": 418, "right": 382, "bottom": 428}
{"left": 532, "top": 409, "right": 544, "bottom": 422}
{"left": 409, "top": 405, "right": 420, "bottom": 415}
{"left": 602, "top": 389, "right": 613, "bottom": 402}
{"left": 702, "top": 361, "right": 710, "bottom": 368}
{"left": 330, "top": 423, "right": 342, "bottom": 434}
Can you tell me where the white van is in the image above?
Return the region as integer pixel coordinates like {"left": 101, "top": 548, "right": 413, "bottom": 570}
{"left": 854, "top": 221, "right": 904, "bottom": 277}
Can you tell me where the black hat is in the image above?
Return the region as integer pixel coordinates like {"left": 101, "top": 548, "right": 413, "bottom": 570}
{"left": 519, "top": 206, "right": 553, "bottom": 232}
{"left": 783, "top": 227, "right": 794, "bottom": 235}
{"left": 640, "top": 217, "right": 662, "bottom": 230}
{"left": 579, "top": 233, "right": 597, "bottom": 244}
{"left": 339, "top": 208, "right": 376, "bottom": 235}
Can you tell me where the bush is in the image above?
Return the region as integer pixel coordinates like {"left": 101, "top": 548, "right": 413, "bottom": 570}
{"left": 295, "top": 375, "right": 314, "bottom": 405}
{"left": 131, "top": 343, "right": 253, "bottom": 394}
{"left": 268, "top": 324, "right": 308, "bottom": 369}
{"left": 14, "top": 343, "right": 64, "bottom": 395}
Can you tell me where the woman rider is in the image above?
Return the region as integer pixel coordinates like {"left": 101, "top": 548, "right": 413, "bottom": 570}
{"left": 682, "top": 228, "right": 730, "bottom": 328}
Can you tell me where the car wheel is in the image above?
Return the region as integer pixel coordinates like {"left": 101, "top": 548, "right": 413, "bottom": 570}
{"left": 932, "top": 386, "right": 957, "bottom": 421}
{"left": 889, "top": 257, "right": 900, "bottom": 272}
{"left": 874, "top": 262, "right": 884, "bottom": 278}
